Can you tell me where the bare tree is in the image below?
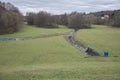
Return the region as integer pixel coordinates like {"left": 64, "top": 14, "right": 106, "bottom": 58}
{"left": 0, "top": 1, "right": 23, "bottom": 34}
{"left": 26, "top": 12, "right": 36, "bottom": 25}
{"left": 68, "top": 12, "right": 90, "bottom": 30}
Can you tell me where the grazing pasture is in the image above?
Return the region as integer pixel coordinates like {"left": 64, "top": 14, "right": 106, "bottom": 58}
{"left": 0, "top": 24, "right": 71, "bottom": 38}
{"left": 76, "top": 25, "right": 120, "bottom": 56}
{"left": 0, "top": 25, "right": 120, "bottom": 80}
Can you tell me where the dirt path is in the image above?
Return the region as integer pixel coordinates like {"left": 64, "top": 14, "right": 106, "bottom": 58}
{"left": 64, "top": 30, "right": 100, "bottom": 56}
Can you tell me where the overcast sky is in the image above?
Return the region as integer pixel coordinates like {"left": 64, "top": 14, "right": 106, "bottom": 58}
{"left": 1, "top": 0, "right": 120, "bottom": 15}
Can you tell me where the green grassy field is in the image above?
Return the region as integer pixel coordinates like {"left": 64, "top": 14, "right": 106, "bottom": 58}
{"left": 0, "top": 24, "right": 71, "bottom": 38}
{"left": 76, "top": 25, "right": 120, "bottom": 56}
{"left": 0, "top": 25, "right": 120, "bottom": 80}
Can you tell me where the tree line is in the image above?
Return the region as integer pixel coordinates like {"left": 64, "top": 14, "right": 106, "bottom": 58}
{"left": 26, "top": 11, "right": 94, "bottom": 30}
{"left": 91, "top": 10, "right": 120, "bottom": 27}
{"left": 26, "top": 11, "right": 58, "bottom": 28}
{"left": 26, "top": 9, "right": 120, "bottom": 30}
{"left": 0, "top": 1, "right": 119, "bottom": 35}
{"left": 0, "top": 1, "right": 23, "bottom": 34}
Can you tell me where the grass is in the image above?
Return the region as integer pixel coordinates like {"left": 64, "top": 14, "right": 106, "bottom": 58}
{"left": 76, "top": 25, "right": 120, "bottom": 56}
{"left": 0, "top": 24, "right": 72, "bottom": 38}
{"left": 0, "top": 25, "right": 120, "bottom": 80}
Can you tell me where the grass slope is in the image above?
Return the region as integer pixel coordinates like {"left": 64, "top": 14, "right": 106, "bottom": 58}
{"left": 76, "top": 25, "right": 120, "bottom": 56}
{"left": 0, "top": 24, "right": 72, "bottom": 38}
{"left": 0, "top": 25, "right": 120, "bottom": 80}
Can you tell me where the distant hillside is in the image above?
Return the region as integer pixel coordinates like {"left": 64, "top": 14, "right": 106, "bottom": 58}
{"left": 90, "top": 9, "right": 120, "bottom": 17}
{"left": 89, "top": 9, "right": 120, "bottom": 27}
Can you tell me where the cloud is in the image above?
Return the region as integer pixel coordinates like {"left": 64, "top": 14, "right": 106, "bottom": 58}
{"left": 1, "top": 0, "right": 120, "bottom": 15}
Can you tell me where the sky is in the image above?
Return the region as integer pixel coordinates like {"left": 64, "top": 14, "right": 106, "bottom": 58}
{"left": 1, "top": 0, "right": 120, "bottom": 15}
